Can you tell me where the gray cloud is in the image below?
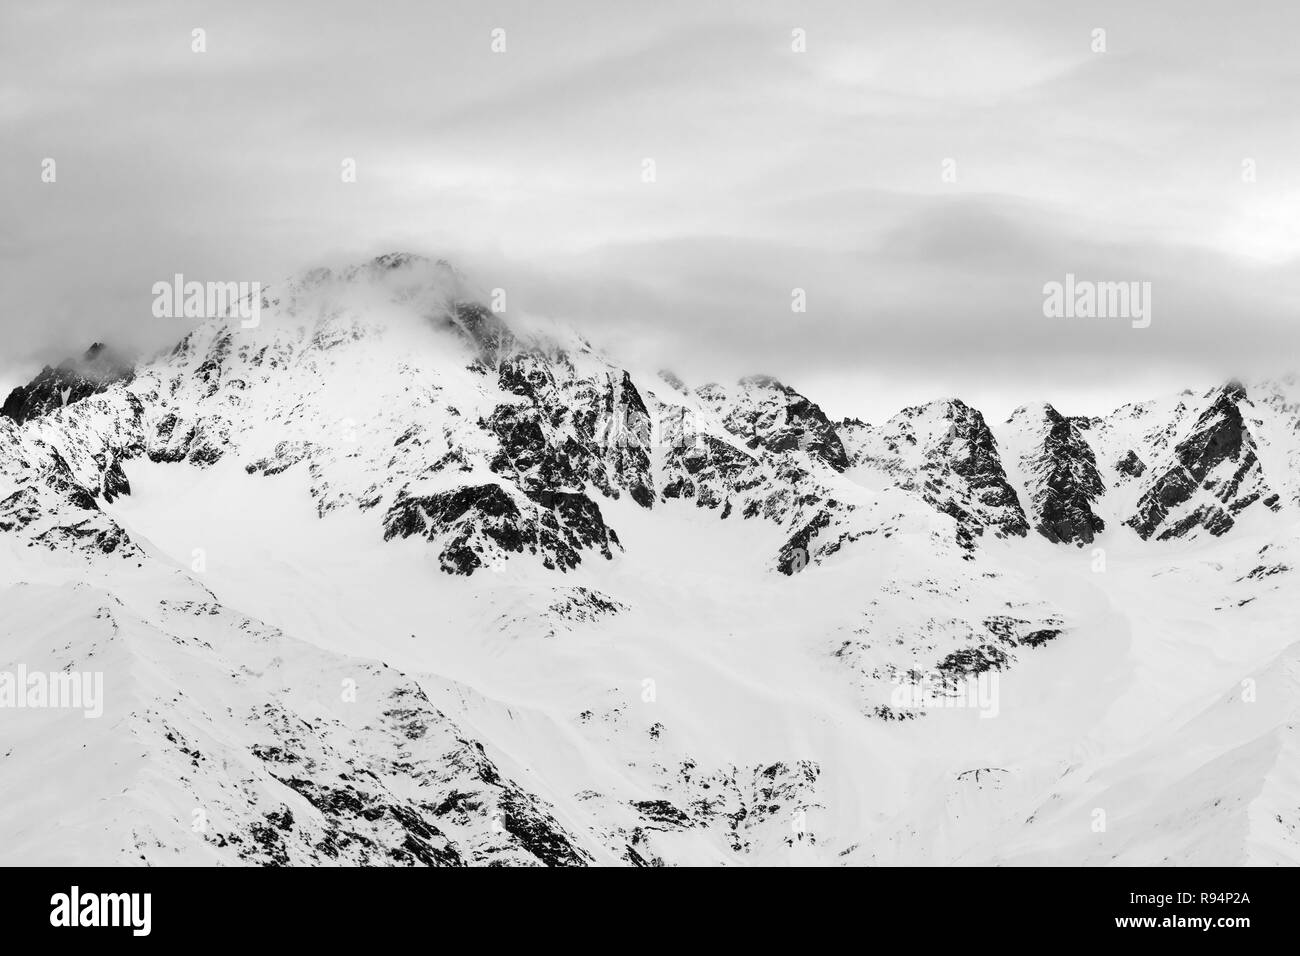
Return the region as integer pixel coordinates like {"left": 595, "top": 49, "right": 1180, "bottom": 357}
{"left": 3, "top": 0, "right": 1298, "bottom": 420}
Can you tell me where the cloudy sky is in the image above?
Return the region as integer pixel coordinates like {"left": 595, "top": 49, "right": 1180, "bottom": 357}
{"left": 3, "top": 0, "right": 1299, "bottom": 421}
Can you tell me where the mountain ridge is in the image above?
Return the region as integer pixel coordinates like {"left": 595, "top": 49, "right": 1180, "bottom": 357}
{"left": 2, "top": 253, "right": 1298, "bottom": 866}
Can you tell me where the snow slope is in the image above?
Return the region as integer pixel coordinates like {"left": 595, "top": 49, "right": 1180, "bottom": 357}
{"left": 1, "top": 253, "right": 1297, "bottom": 866}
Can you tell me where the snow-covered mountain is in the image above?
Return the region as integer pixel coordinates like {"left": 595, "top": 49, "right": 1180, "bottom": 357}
{"left": 0, "top": 342, "right": 133, "bottom": 426}
{"left": 840, "top": 398, "right": 1030, "bottom": 551}
{"left": 2, "top": 253, "right": 1298, "bottom": 865}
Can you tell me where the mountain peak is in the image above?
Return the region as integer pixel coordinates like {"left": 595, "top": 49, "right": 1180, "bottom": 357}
{"left": 737, "top": 373, "right": 787, "bottom": 392}
{"left": 1, "top": 342, "right": 134, "bottom": 425}
{"left": 699, "top": 376, "right": 849, "bottom": 471}
{"left": 1007, "top": 401, "right": 1106, "bottom": 546}
{"left": 1126, "top": 378, "right": 1280, "bottom": 540}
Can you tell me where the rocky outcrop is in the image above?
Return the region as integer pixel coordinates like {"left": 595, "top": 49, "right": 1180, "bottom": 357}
{"left": 698, "top": 375, "right": 849, "bottom": 472}
{"left": 382, "top": 483, "right": 618, "bottom": 574}
{"left": 488, "top": 353, "right": 655, "bottom": 513}
{"left": 1014, "top": 404, "right": 1106, "bottom": 546}
{"left": 944, "top": 403, "right": 1029, "bottom": 540}
{"left": 1126, "top": 382, "right": 1280, "bottom": 540}
{"left": 2, "top": 343, "right": 133, "bottom": 425}
{"left": 98, "top": 450, "right": 131, "bottom": 503}
{"left": 847, "top": 399, "right": 1028, "bottom": 547}
{"left": 1115, "top": 449, "right": 1146, "bottom": 479}
{"left": 582, "top": 370, "right": 655, "bottom": 508}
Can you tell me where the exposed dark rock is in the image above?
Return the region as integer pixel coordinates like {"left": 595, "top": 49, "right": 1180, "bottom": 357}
{"left": 382, "top": 483, "right": 618, "bottom": 575}
{"left": 2, "top": 343, "right": 133, "bottom": 425}
{"left": 937, "top": 643, "right": 1010, "bottom": 677}
{"left": 496, "top": 791, "right": 591, "bottom": 867}
{"left": 1126, "top": 382, "right": 1272, "bottom": 541}
{"left": 246, "top": 441, "right": 315, "bottom": 477}
{"left": 98, "top": 451, "right": 131, "bottom": 503}
{"left": 1019, "top": 628, "right": 1062, "bottom": 648}
{"left": 451, "top": 301, "right": 514, "bottom": 366}
{"left": 1115, "top": 449, "right": 1147, "bottom": 478}
{"left": 935, "top": 401, "right": 1029, "bottom": 541}
{"left": 1027, "top": 405, "right": 1106, "bottom": 546}
{"left": 0, "top": 486, "right": 43, "bottom": 533}
{"left": 631, "top": 799, "right": 693, "bottom": 829}
{"left": 701, "top": 375, "right": 849, "bottom": 472}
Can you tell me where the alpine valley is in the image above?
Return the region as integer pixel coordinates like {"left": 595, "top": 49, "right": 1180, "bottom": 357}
{"left": 2, "top": 253, "right": 1297, "bottom": 866}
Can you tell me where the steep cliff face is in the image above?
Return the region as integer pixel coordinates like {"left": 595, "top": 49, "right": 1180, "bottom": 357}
{"left": 840, "top": 399, "right": 1029, "bottom": 548}
{"left": 697, "top": 375, "right": 849, "bottom": 472}
{"left": 1003, "top": 403, "right": 1106, "bottom": 546}
{"left": 1126, "top": 383, "right": 1281, "bottom": 541}
{"left": 2, "top": 343, "right": 133, "bottom": 425}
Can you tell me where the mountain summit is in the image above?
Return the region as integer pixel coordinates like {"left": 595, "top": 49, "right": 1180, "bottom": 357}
{"left": 2, "top": 341, "right": 134, "bottom": 425}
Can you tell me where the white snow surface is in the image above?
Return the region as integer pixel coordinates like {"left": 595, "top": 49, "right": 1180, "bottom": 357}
{"left": 0, "top": 254, "right": 1297, "bottom": 866}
